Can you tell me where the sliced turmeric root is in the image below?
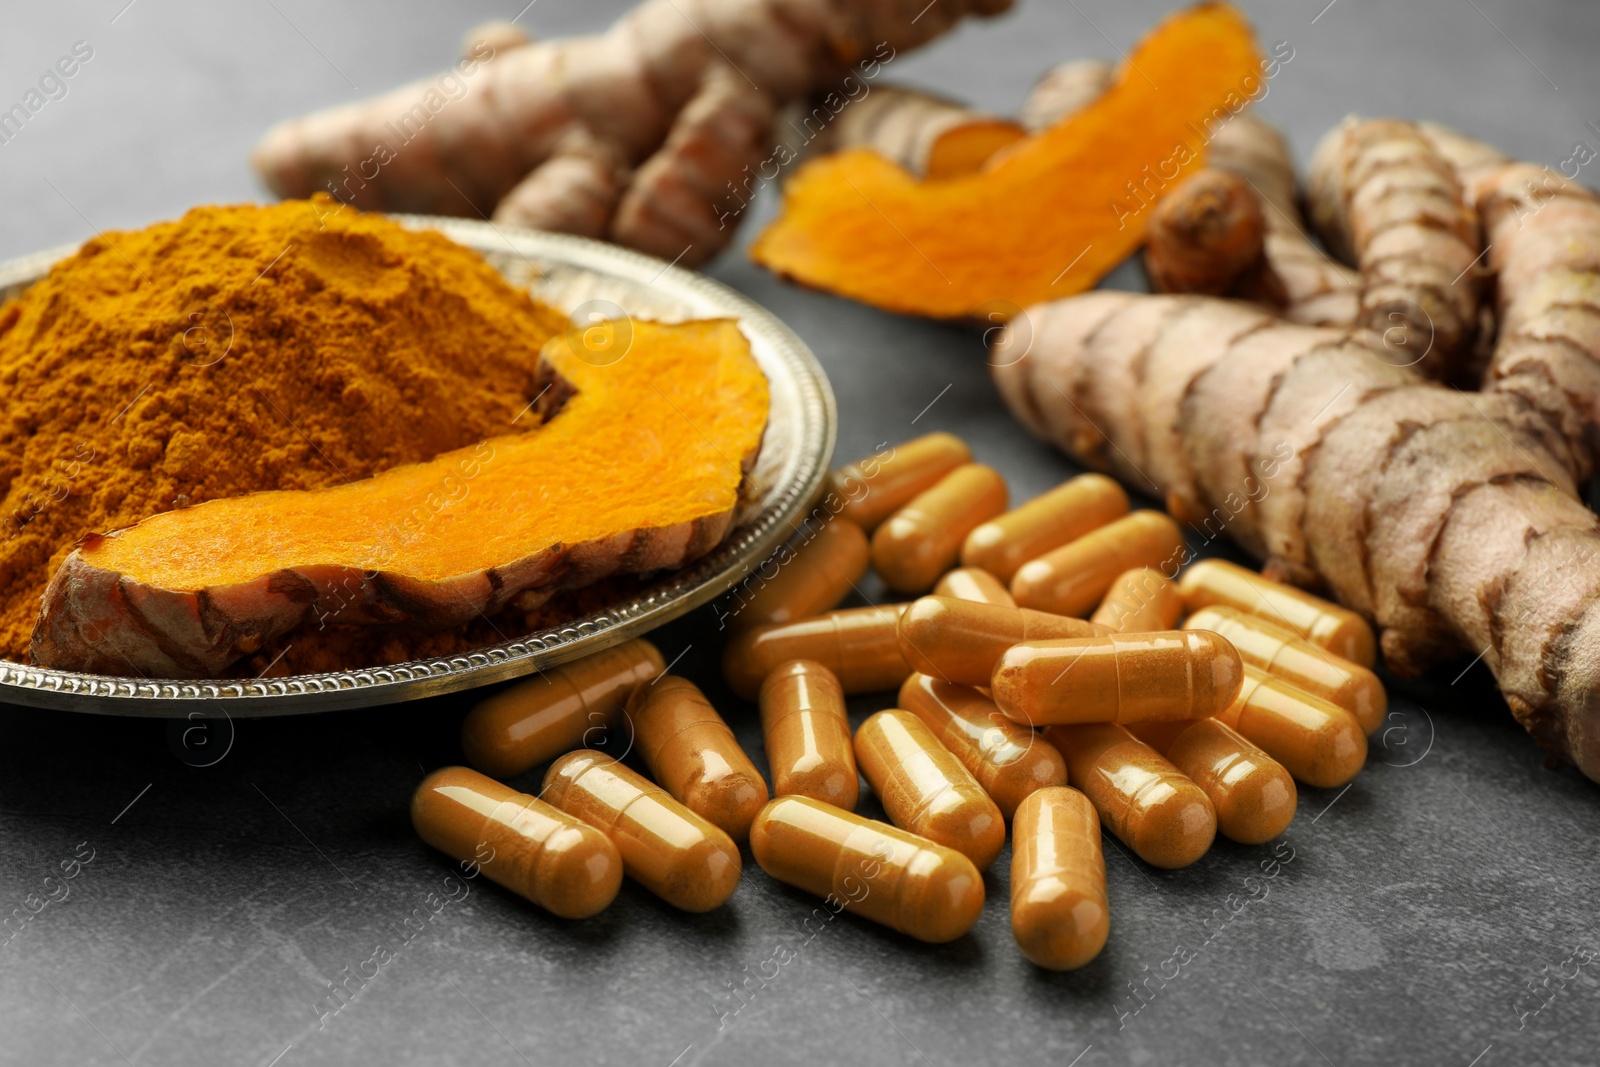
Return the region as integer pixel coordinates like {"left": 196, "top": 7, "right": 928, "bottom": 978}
{"left": 31, "top": 319, "right": 769, "bottom": 678}
{"left": 749, "top": 3, "right": 1263, "bottom": 318}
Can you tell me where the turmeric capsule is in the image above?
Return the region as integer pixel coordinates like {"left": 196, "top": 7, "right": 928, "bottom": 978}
{"left": 750, "top": 795, "right": 985, "bottom": 943}
{"left": 1090, "top": 567, "right": 1183, "bottom": 633}
{"left": 1043, "top": 722, "right": 1216, "bottom": 869}
{"left": 962, "top": 473, "right": 1130, "bottom": 582}
{"left": 934, "top": 566, "right": 1016, "bottom": 608}
{"left": 1215, "top": 667, "right": 1367, "bottom": 789}
{"left": 827, "top": 432, "right": 972, "bottom": 532}
{"left": 898, "top": 673, "right": 1066, "bottom": 818}
{"left": 460, "top": 640, "right": 665, "bottom": 778}
{"left": 1010, "top": 787, "right": 1110, "bottom": 970}
{"left": 896, "top": 596, "right": 1103, "bottom": 688}
{"left": 627, "top": 675, "right": 769, "bottom": 843}
{"left": 1184, "top": 606, "right": 1385, "bottom": 734}
{"left": 991, "top": 631, "right": 1243, "bottom": 727}
{"left": 854, "top": 709, "right": 1005, "bottom": 869}
{"left": 411, "top": 767, "right": 622, "bottom": 919}
{"left": 726, "top": 517, "right": 869, "bottom": 632}
{"left": 1012, "top": 510, "right": 1185, "bottom": 617}
{"left": 872, "top": 464, "right": 1009, "bottom": 594}
{"left": 722, "top": 603, "right": 910, "bottom": 700}
{"left": 1177, "top": 559, "right": 1376, "bottom": 667}
{"left": 759, "top": 660, "right": 859, "bottom": 811}
{"left": 1128, "top": 719, "right": 1296, "bottom": 845}
{"left": 541, "top": 750, "right": 741, "bottom": 912}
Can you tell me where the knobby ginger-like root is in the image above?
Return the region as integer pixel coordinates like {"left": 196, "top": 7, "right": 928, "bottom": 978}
{"left": 992, "top": 291, "right": 1600, "bottom": 781}
{"left": 1418, "top": 121, "right": 1512, "bottom": 194}
{"left": 1307, "top": 117, "right": 1485, "bottom": 382}
{"left": 808, "top": 84, "right": 1025, "bottom": 179}
{"left": 252, "top": 0, "right": 1010, "bottom": 267}
{"left": 31, "top": 321, "right": 769, "bottom": 679}
{"left": 1475, "top": 163, "right": 1600, "bottom": 481}
{"left": 1143, "top": 169, "right": 1269, "bottom": 297}
{"left": 751, "top": 3, "right": 1264, "bottom": 318}
{"left": 459, "top": 20, "right": 534, "bottom": 58}
{"left": 1160, "top": 115, "right": 1360, "bottom": 326}
{"left": 1022, "top": 73, "right": 1359, "bottom": 327}
{"left": 1017, "top": 59, "right": 1114, "bottom": 132}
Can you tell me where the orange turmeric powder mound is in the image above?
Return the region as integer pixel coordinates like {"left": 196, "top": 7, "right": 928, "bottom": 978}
{"left": 749, "top": 3, "right": 1264, "bottom": 318}
{"left": 0, "top": 197, "right": 568, "bottom": 663}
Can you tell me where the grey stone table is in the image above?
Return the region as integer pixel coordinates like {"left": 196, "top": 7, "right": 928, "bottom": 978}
{"left": 3, "top": 1, "right": 1599, "bottom": 1063}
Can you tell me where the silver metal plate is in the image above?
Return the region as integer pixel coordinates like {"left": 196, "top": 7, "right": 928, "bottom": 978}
{"left": 0, "top": 217, "right": 835, "bottom": 716}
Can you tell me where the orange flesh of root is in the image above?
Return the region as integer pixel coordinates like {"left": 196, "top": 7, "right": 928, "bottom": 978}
{"left": 750, "top": 3, "right": 1263, "bottom": 318}
{"left": 72, "top": 319, "right": 767, "bottom": 589}
{"left": 924, "top": 121, "right": 1029, "bottom": 180}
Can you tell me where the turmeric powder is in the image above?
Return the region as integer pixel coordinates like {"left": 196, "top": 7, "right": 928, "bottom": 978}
{"left": 0, "top": 196, "right": 568, "bottom": 665}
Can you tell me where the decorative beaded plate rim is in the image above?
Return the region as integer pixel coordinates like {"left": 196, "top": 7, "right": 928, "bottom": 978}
{"left": 0, "top": 216, "right": 836, "bottom": 717}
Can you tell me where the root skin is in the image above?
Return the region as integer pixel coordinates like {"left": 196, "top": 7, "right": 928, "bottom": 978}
{"left": 994, "top": 292, "right": 1600, "bottom": 780}
{"left": 1307, "top": 117, "right": 1485, "bottom": 382}
{"left": 253, "top": 0, "right": 1010, "bottom": 266}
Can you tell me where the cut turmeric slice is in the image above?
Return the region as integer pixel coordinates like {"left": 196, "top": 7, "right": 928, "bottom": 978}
{"left": 749, "top": 3, "right": 1264, "bottom": 318}
{"left": 31, "top": 319, "right": 769, "bottom": 678}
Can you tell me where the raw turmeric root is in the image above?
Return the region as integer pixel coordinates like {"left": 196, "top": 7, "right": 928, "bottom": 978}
{"left": 809, "top": 85, "right": 1025, "bottom": 179}
{"left": 750, "top": 3, "right": 1264, "bottom": 318}
{"left": 1307, "top": 117, "right": 1485, "bottom": 381}
{"left": 1476, "top": 164, "right": 1600, "bottom": 480}
{"left": 991, "top": 290, "right": 1600, "bottom": 781}
{"left": 31, "top": 320, "right": 769, "bottom": 678}
{"left": 1143, "top": 169, "right": 1268, "bottom": 297}
{"left": 1145, "top": 115, "right": 1360, "bottom": 327}
{"left": 1418, "top": 121, "right": 1511, "bottom": 193}
{"left": 252, "top": 0, "right": 1009, "bottom": 268}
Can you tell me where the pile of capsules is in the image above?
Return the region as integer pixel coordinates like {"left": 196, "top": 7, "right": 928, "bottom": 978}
{"left": 411, "top": 432, "right": 1384, "bottom": 970}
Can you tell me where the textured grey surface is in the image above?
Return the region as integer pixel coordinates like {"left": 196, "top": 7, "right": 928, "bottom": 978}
{"left": 3, "top": 1, "right": 1600, "bottom": 1065}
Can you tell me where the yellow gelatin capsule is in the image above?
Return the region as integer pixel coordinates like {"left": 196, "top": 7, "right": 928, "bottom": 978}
{"left": 722, "top": 603, "right": 911, "bottom": 700}
{"left": 991, "top": 631, "right": 1243, "bottom": 727}
{"left": 1043, "top": 722, "right": 1216, "bottom": 869}
{"left": 411, "top": 767, "right": 623, "bottom": 919}
{"left": 1012, "top": 510, "right": 1185, "bottom": 617}
{"left": 726, "top": 517, "right": 870, "bottom": 632}
{"left": 461, "top": 639, "right": 665, "bottom": 778}
{"left": 1215, "top": 666, "right": 1367, "bottom": 789}
{"left": 1128, "top": 719, "right": 1296, "bottom": 845}
{"left": 872, "top": 464, "right": 1009, "bottom": 594}
{"left": 1010, "top": 786, "right": 1110, "bottom": 970}
{"left": 934, "top": 566, "right": 1016, "bottom": 608}
{"left": 896, "top": 596, "right": 1104, "bottom": 688}
{"left": 759, "top": 660, "right": 860, "bottom": 811}
{"left": 1177, "top": 559, "right": 1376, "bottom": 668}
{"left": 750, "top": 796, "right": 985, "bottom": 943}
{"left": 854, "top": 709, "right": 1005, "bottom": 869}
{"left": 1090, "top": 567, "right": 1183, "bottom": 633}
{"left": 1184, "top": 606, "right": 1385, "bottom": 734}
{"left": 627, "top": 675, "right": 769, "bottom": 843}
{"left": 828, "top": 432, "right": 972, "bottom": 532}
{"left": 898, "top": 673, "right": 1066, "bottom": 818}
{"left": 542, "top": 750, "right": 741, "bottom": 912}
{"left": 962, "top": 473, "right": 1130, "bottom": 583}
